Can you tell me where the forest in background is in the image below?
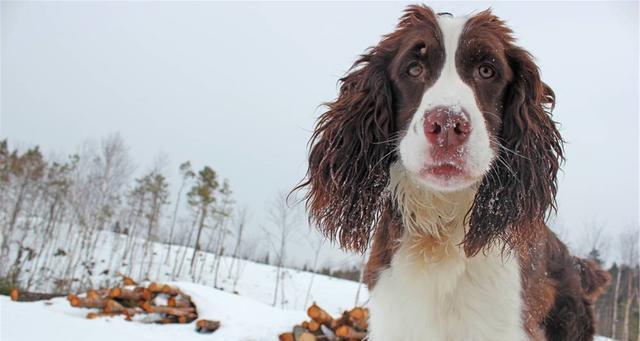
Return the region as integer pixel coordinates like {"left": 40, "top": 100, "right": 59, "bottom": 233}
{"left": 0, "top": 134, "right": 637, "bottom": 340}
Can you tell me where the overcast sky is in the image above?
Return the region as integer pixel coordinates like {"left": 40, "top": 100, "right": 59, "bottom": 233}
{"left": 2, "top": 1, "right": 638, "bottom": 264}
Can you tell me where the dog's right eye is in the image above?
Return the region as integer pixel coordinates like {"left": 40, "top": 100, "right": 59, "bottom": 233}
{"left": 407, "top": 63, "right": 424, "bottom": 77}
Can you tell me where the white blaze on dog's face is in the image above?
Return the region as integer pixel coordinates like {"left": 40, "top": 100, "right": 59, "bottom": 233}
{"left": 397, "top": 14, "right": 512, "bottom": 192}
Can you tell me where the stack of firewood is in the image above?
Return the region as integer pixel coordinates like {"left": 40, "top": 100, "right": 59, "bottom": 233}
{"left": 279, "top": 303, "right": 368, "bottom": 341}
{"left": 65, "top": 277, "right": 219, "bottom": 333}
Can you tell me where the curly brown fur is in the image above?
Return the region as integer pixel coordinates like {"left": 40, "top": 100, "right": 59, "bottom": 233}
{"left": 464, "top": 36, "right": 565, "bottom": 257}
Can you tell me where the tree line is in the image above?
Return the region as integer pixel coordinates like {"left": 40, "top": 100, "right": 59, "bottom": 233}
{"left": 586, "top": 227, "right": 639, "bottom": 341}
{"left": 0, "top": 135, "right": 244, "bottom": 294}
{"left": 0, "top": 134, "right": 353, "bottom": 311}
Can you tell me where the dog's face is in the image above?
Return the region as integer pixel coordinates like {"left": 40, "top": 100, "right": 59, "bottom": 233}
{"left": 301, "top": 6, "right": 563, "bottom": 255}
{"left": 393, "top": 15, "right": 512, "bottom": 192}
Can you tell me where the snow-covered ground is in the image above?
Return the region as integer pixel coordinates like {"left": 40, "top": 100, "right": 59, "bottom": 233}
{"left": 3, "top": 228, "right": 366, "bottom": 311}
{"left": 0, "top": 282, "right": 307, "bottom": 341}
{"left": 0, "top": 284, "right": 617, "bottom": 341}
{"left": 2, "top": 229, "right": 369, "bottom": 340}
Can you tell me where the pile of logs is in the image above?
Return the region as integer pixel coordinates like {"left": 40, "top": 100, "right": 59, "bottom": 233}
{"left": 65, "top": 277, "right": 219, "bottom": 334}
{"left": 279, "top": 303, "right": 368, "bottom": 341}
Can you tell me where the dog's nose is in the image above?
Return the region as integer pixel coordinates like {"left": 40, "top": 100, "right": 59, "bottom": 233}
{"left": 423, "top": 106, "right": 471, "bottom": 148}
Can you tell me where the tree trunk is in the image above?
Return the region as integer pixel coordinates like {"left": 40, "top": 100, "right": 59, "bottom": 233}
{"left": 165, "top": 180, "right": 185, "bottom": 265}
{"left": 190, "top": 207, "right": 207, "bottom": 272}
{"left": 622, "top": 269, "right": 633, "bottom": 341}
{"left": 273, "top": 261, "right": 281, "bottom": 307}
{"left": 227, "top": 218, "right": 245, "bottom": 278}
{"left": 613, "top": 268, "right": 622, "bottom": 339}
{"left": 174, "top": 213, "right": 199, "bottom": 279}
{"left": 637, "top": 267, "right": 640, "bottom": 341}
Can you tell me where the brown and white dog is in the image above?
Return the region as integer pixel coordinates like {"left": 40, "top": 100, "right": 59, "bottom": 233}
{"left": 299, "top": 5, "right": 610, "bottom": 341}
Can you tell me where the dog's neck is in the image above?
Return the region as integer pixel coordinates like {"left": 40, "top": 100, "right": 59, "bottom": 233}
{"left": 388, "top": 162, "right": 478, "bottom": 261}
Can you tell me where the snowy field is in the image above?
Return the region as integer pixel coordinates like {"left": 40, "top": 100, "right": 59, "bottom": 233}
{"left": 2, "top": 227, "right": 366, "bottom": 310}
{"left": 1, "top": 282, "right": 306, "bottom": 341}
{"left": 1, "top": 229, "right": 369, "bottom": 340}
{"left": 0, "top": 277, "right": 615, "bottom": 341}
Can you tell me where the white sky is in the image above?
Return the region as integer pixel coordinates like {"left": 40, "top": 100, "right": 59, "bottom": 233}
{"left": 2, "top": 1, "right": 638, "bottom": 264}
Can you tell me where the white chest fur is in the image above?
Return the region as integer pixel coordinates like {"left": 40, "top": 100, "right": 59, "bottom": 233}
{"left": 370, "top": 164, "right": 529, "bottom": 341}
{"left": 368, "top": 238, "right": 527, "bottom": 341}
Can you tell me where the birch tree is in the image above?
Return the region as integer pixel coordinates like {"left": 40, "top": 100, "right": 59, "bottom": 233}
{"left": 164, "top": 161, "right": 194, "bottom": 264}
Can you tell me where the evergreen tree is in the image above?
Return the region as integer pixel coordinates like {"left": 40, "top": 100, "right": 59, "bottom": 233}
{"left": 187, "top": 166, "right": 219, "bottom": 271}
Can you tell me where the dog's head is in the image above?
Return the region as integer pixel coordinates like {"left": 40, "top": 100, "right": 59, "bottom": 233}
{"left": 300, "top": 5, "right": 563, "bottom": 255}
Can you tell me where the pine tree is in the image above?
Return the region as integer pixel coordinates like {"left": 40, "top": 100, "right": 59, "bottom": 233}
{"left": 187, "top": 166, "right": 219, "bottom": 273}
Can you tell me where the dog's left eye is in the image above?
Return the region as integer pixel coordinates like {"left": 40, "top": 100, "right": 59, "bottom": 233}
{"left": 478, "top": 64, "right": 496, "bottom": 79}
{"left": 407, "top": 63, "right": 424, "bottom": 77}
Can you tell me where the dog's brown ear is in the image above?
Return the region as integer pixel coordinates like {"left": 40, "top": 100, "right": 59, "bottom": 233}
{"left": 298, "top": 54, "right": 395, "bottom": 253}
{"left": 295, "top": 4, "right": 439, "bottom": 252}
{"left": 464, "top": 46, "right": 564, "bottom": 257}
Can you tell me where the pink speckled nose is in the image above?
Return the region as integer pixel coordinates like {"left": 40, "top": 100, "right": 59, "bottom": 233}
{"left": 423, "top": 106, "right": 471, "bottom": 149}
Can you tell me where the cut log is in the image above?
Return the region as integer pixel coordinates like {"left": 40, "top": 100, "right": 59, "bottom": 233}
{"left": 155, "top": 316, "right": 179, "bottom": 324}
{"left": 307, "top": 320, "right": 320, "bottom": 332}
{"left": 86, "top": 289, "right": 102, "bottom": 301}
{"left": 348, "top": 307, "right": 369, "bottom": 330}
{"left": 161, "top": 285, "right": 179, "bottom": 296}
{"left": 147, "top": 282, "right": 161, "bottom": 293}
{"left": 298, "top": 332, "right": 316, "bottom": 341}
{"left": 102, "top": 299, "right": 139, "bottom": 316}
{"left": 167, "top": 296, "right": 192, "bottom": 308}
{"left": 10, "top": 288, "right": 19, "bottom": 301}
{"left": 108, "top": 287, "right": 152, "bottom": 302}
{"left": 335, "top": 325, "right": 366, "bottom": 339}
{"left": 195, "top": 319, "right": 220, "bottom": 333}
{"left": 307, "top": 303, "right": 333, "bottom": 325}
{"left": 140, "top": 301, "right": 196, "bottom": 316}
{"left": 9, "top": 291, "right": 61, "bottom": 302}
{"left": 348, "top": 307, "right": 368, "bottom": 322}
{"left": 67, "top": 294, "right": 106, "bottom": 309}
{"left": 86, "top": 312, "right": 121, "bottom": 319}
{"left": 148, "top": 283, "right": 180, "bottom": 296}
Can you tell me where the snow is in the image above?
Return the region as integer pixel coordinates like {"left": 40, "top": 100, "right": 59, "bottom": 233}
{"left": 0, "top": 282, "right": 307, "bottom": 341}
{"left": 0, "top": 289, "right": 619, "bottom": 341}
{"left": 4, "top": 228, "right": 365, "bottom": 312}
{"left": 0, "top": 270, "right": 618, "bottom": 341}
{"left": 1, "top": 225, "right": 368, "bottom": 340}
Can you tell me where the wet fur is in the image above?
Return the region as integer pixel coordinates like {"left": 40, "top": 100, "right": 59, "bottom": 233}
{"left": 298, "top": 5, "right": 610, "bottom": 340}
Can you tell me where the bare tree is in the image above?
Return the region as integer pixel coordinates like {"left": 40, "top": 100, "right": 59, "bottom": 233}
{"left": 164, "top": 161, "right": 194, "bottom": 265}
{"left": 303, "top": 230, "right": 324, "bottom": 309}
{"left": 227, "top": 207, "right": 249, "bottom": 278}
{"left": 619, "top": 227, "right": 639, "bottom": 341}
{"left": 212, "top": 180, "right": 234, "bottom": 288}
{"left": 136, "top": 171, "right": 169, "bottom": 280}
{"left": 264, "top": 191, "right": 299, "bottom": 308}
{"left": 613, "top": 264, "right": 623, "bottom": 339}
